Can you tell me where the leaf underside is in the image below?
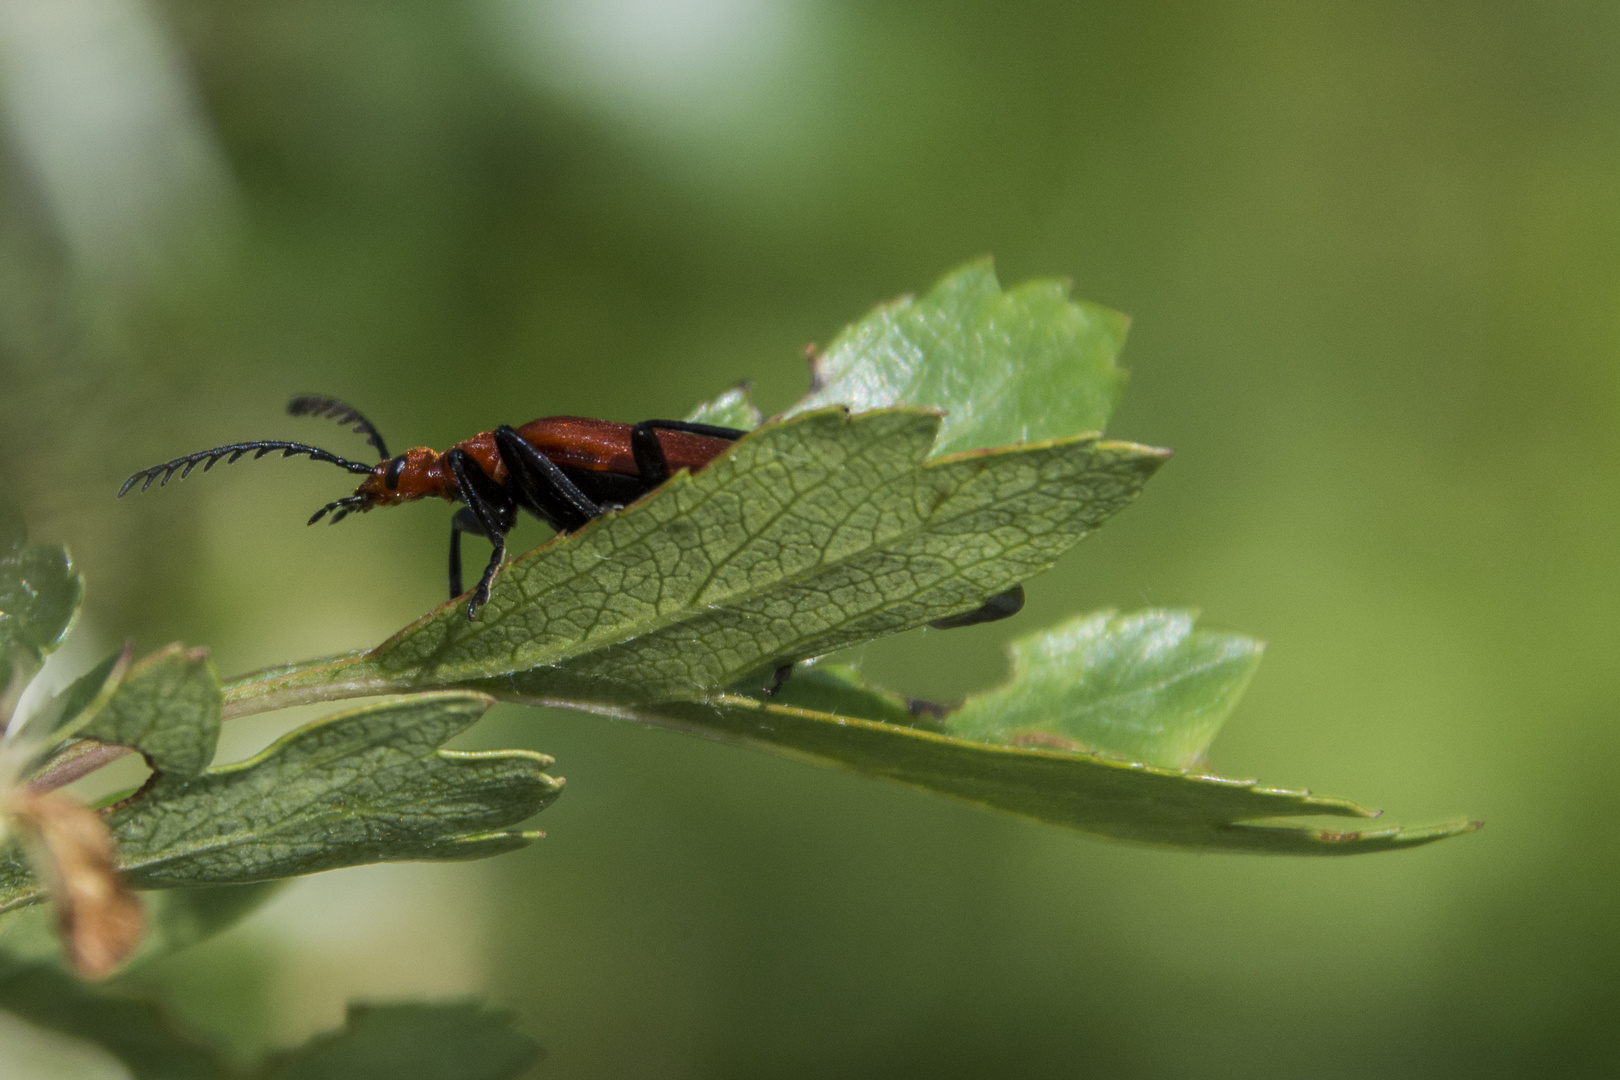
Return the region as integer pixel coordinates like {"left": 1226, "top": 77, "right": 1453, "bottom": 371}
{"left": 0, "top": 693, "right": 560, "bottom": 909}
{"left": 503, "top": 693, "right": 1475, "bottom": 855}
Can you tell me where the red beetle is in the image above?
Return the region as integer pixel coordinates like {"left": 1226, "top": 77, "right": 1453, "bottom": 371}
{"left": 121, "top": 395, "right": 744, "bottom": 618}
{"left": 120, "top": 394, "right": 1022, "bottom": 631}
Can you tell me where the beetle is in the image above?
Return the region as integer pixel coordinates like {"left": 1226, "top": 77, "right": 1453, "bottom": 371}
{"left": 119, "top": 395, "right": 1023, "bottom": 631}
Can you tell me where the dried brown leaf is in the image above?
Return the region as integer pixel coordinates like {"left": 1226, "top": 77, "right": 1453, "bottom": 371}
{"left": 9, "top": 788, "right": 145, "bottom": 979}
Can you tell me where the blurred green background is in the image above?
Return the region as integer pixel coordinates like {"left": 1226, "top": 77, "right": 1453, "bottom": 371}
{"left": 2, "top": 0, "right": 1617, "bottom": 1075}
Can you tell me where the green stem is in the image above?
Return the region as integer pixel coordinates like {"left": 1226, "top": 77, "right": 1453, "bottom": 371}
{"left": 220, "top": 650, "right": 387, "bottom": 718}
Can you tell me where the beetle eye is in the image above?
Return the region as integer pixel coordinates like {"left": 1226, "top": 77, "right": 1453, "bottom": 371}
{"left": 384, "top": 455, "right": 406, "bottom": 490}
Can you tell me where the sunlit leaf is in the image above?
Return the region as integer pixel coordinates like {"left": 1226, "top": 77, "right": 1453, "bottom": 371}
{"left": 261, "top": 1001, "right": 541, "bottom": 1080}
{"left": 685, "top": 383, "right": 762, "bottom": 430}
{"left": 948, "top": 609, "right": 1263, "bottom": 770}
{"left": 74, "top": 645, "right": 221, "bottom": 777}
{"left": 791, "top": 259, "right": 1130, "bottom": 454}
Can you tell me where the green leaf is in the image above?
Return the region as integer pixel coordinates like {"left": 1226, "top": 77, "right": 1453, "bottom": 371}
{"left": 76, "top": 644, "right": 222, "bottom": 777}
{"left": 0, "top": 965, "right": 229, "bottom": 1080}
{"left": 111, "top": 693, "right": 556, "bottom": 890}
{"left": 0, "top": 693, "right": 558, "bottom": 908}
{"left": 790, "top": 259, "right": 1130, "bottom": 455}
{"left": 948, "top": 609, "right": 1264, "bottom": 770}
{"left": 685, "top": 383, "right": 762, "bottom": 430}
{"left": 261, "top": 1001, "right": 542, "bottom": 1080}
{"left": 0, "top": 542, "right": 83, "bottom": 670}
{"left": 239, "top": 409, "right": 1163, "bottom": 708}
{"left": 620, "top": 696, "right": 1478, "bottom": 854}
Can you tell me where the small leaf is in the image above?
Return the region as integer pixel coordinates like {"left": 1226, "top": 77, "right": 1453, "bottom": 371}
{"left": 791, "top": 259, "right": 1130, "bottom": 455}
{"left": 685, "top": 383, "right": 762, "bottom": 430}
{"left": 0, "top": 965, "right": 229, "bottom": 1080}
{"left": 948, "top": 609, "right": 1263, "bottom": 770}
{"left": 7, "top": 789, "right": 144, "bottom": 979}
{"left": 76, "top": 645, "right": 221, "bottom": 777}
{"left": 261, "top": 1001, "right": 542, "bottom": 1080}
{"left": 289, "top": 409, "right": 1166, "bottom": 706}
{"left": 0, "top": 542, "right": 83, "bottom": 670}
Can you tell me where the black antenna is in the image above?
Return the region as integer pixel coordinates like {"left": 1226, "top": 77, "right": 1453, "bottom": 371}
{"left": 118, "top": 441, "right": 376, "bottom": 496}
{"left": 287, "top": 395, "right": 390, "bottom": 460}
{"left": 308, "top": 494, "right": 371, "bottom": 525}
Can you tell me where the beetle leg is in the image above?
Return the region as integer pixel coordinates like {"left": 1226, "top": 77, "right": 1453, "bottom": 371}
{"left": 631, "top": 419, "right": 747, "bottom": 485}
{"left": 446, "top": 448, "right": 516, "bottom": 619}
{"left": 629, "top": 423, "right": 671, "bottom": 485}
{"left": 493, "top": 425, "right": 600, "bottom": 532}
{"left": 448, "top": 506, "right": 488, "bottom": 599}
{"left": 469, "top": 534, "right": 507, "bottom": 618}
{"left": 762, "top": 663, "right": 794, "bottom": 696}
{"left": 928, "top": 584, "right": 1026, "bottom": 630}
